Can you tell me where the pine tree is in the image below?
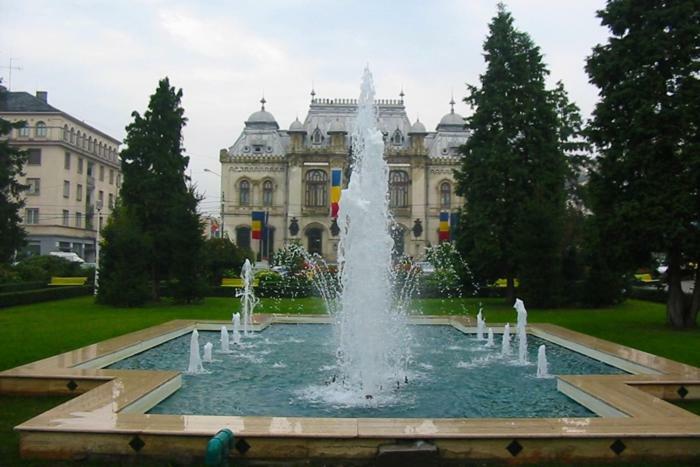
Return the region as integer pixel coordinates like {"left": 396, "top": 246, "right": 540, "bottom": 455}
{"left": 99, "top": 78, "right": 206, "bottom": 304}
{"left": 0, "top": 118, "right": 28, "bottom": 263}
{"left": 454, "top": 4, "right": 568, "bottom": 307}
{"left": 586, "top": 0, "right": 700, "bottom": 327}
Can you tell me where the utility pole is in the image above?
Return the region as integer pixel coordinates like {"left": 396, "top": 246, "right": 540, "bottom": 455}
{"left": 94, "top": 201, "right": 103, "bottom": 296}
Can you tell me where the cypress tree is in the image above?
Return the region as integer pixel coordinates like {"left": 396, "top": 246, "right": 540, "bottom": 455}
{"left": 455, "top": 4, "right": 569, "bottom": 307}
{"left": 586, "top": 0, "right": 700, "bottom": 327}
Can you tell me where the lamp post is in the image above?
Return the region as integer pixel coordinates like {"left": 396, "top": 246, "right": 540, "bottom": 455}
{"left": 204, "top": 168, "right": 224, "bottom": 239}
{"left": 94, "top": 200, "right": 103, "bottom": 296}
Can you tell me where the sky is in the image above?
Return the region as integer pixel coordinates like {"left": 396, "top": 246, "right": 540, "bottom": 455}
{"left": 1, "top": 0, "right": 610, "bottom": 216}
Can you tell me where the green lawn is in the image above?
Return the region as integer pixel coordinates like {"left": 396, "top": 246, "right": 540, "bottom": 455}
{"left": 1, "top": 296, "right": 699, "bottom": 466}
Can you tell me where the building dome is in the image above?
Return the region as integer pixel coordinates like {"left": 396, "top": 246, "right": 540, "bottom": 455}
{"left": 436, "top": 98, "right": 467, "bottom": 132}
{"left": 245, "top": 97, "right": 279, "bottom": 129}
{"left": 408, "top": 118, "right": 427, "bottom": 134}
{"left": 288, "top": 117, "right": 305, "bottom": 133}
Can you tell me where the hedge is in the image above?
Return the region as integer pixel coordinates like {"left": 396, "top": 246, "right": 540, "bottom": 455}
{"left": 0, "top": 281, "right": 47, "bottom": 294}
{"left": 0, "top": 286, "right": 93, "bottom": 308}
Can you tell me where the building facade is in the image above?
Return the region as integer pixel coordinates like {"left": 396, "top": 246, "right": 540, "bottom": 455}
{"left": 220, "top": 93, "right": 468, "bottom": 261}
{"left": 0, "top": 85, "right": 121, "bottom": 261}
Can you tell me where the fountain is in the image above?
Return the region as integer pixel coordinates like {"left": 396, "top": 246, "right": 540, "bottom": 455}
{"left": 203, "top": 342, "right": 213, "bottom": 363}
{"left": 236, "top": 259, "right": 259, "bottom": 336}
{"left": 515, "top": 298, "right": 528, "bottom": 364}
{"left": 220, "top": 326, "right": 231, "bottom": 354}
{"left": 331, "top": 67, "right": 411, "bottom": 395}
{"left": 476, "top": 309, "right": 485, "bottom": 340}
{"left": 536, "top": 344, "right": 549, "bottom": 378}
{"left": 501, "top": 323, "right": 511, "bottom": 356}
{"left": 485, "top": 328, "right": 495, "bottom": 347}
{"left": 231, "top": 313, "right": 241, "bottom": 345}
{"left": 187, "top": 330, "right": 205, "bottom": 374}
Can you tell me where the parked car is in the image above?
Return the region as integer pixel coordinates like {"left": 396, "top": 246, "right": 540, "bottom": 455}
{"left": 415, "top": 261, "right": 435, "bottom": 275}
{"left": 271, "top": 265, "right": 290, "bottom": 277}
{"left": 49, "top": 251, "right": 84, "bottom": 264}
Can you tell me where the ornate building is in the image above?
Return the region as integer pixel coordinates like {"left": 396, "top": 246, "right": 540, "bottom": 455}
{"left": 220, "top": 92, "right": 468, "bottom": 261}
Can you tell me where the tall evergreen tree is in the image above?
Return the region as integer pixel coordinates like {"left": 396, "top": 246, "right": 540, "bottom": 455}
{"left": 0, "top": 118, "right": 28, "bottom": 263}
{"left": 99, "top": 78, "right": 205, "bottom": 304}
{"left": 454, "top": 4, "right": 569, "bottom": 307}
{"left": 586, "top": 0, "right": 700, "bottom": 327}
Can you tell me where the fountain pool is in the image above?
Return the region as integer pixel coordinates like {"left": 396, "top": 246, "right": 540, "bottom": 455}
{"left": 108, "top": 324, "right": 623, "bottom": 418}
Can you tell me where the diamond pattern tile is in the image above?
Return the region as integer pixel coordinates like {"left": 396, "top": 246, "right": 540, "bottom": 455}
{"left": 129, "top": 435, "right": 145, "bottom": 452}
{"left": 235, "top": 438, "right": 251, "bottom": 454}
{"left": 610, "top": 439, "right": 625, "bottom": 455}
{"left": 506, "top": 439, "right": 522, "bottom": 457}
{"left": 677, "top": 385, "right": 689, "bottom": 399}
{"left": 66, "top": 380, "right": 78, "bottom": 391}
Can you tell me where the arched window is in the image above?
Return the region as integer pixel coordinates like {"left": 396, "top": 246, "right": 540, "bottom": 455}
{"left": 440, "top": 181, "right": 451, "bottom": 209}
{"left": 63, "top": 125, "right": 69, "bottom": 141}
{"left": 98, "top": 142, "right": 102, "bottom": 156}
{"left": 18, "top": 124, "right": 30, "bottom": 137}
{"left": 239, "top": 179, "right": 250, "bottom": 206}
{"left": 35, "top": 121, "right": 47, "bottom": 137}
{"left": 307, "top": 228, "right": 323, "bottom": 255}
{"left": 82, "top": 134, "right": 86, "bottom": 149}
{"left": 236, "top": 226, "right": 251, "bottom": 250}
{"left": 88, "top": 137, "right": 93, "bottom": 153}
{"left": 390, "top": 129, "right": 403, "bottom": 145}
{"left": 305, "top": 169, "right": 328, "bottom": 207}
{"left": 76, "top": 131, "right": 81, "bottom": 147}
{"left": 311, "top": 127, "right": 323, "bottom": 144}
{"left": 389, "top": 170, "right": 409, "bottom": 208}
{"left": 70, "top": 128, "right": 75, "bottom": 144}
{"left": 262, "top": 180, "right": 273, "bottom": 206}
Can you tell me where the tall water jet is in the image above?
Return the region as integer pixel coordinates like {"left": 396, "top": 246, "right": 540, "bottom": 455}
{"left": 536, "top": 345, "right": 549, "bottom": 378}
{"left": 476, "top": 310, "right": 485, "bottom": 341}
{"left": 188, "top": 330, "right": 205, "bottom": 374}
{"left": 501, "top": 323, "right": 511, "bottom": 356}
{"left": 333, "top": 67, "right": 411, "bottom": 394}
{"left": 220, "top": 326, "right": 231, "bottom": 354}
{"left": 486, "top": 328, "right": 495, "bottom": 347}
{"left": 515, "top": 298, "right": 528, "bottom": 364}
{"left": 203, "top": 342, "right": 213, "bottom": 363}
{"left": 237, "top": 259, "right": 259, "bottom": 336}
{"left": 232, "top": 313, "right": 241, "bottom": 346}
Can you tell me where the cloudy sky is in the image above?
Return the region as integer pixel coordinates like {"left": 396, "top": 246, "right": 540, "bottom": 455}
{"left": 1, "top": 0, "right": 609, "bottom": 216}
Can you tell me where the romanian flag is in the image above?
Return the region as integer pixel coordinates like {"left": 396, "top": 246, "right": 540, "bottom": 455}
{"left": 331, "top": 169, "right": 342, "bottom": 218}
{"left": 438, "top": 212, "right": 450, "bottom": 242}
{"left": 251, "top": 211, "right": 265, "bottom": 240}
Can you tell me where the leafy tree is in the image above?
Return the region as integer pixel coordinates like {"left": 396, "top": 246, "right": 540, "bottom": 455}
{"left": 454, "top": 4, "right": 569, "bottom": 307}
{"left": 203, "top": 237, "right": 252, "bottom": 286}
{"left": 96, "top": 206, "right": 151, "bottom": 306}
{"left": 585, "top": 0, "right": 700, "bottom": 327}
{"left": 100, "top": 78, "right": 206, "bottom": 304}
{"left": 0, "top": 118, "right": 28, "bottom": 263}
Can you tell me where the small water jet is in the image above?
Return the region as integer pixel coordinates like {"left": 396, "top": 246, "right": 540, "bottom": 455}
{"left": 501, "top": 323, "right": 511, "bottom": 356}
{"left": 232, "top": 313, "right": 241, "bottom": 345}
{"left": 536, "top": 344, "right": 549, "bottom": 378}
{"left": 485, "top": 328, "right": 495, "bottom": 347}
{"left": 187, "top": 330, "right": 205, "bottom": 374}
{"left": 236, "top": 259, "right": 259, "bottom": 336}
{"left": 220, "top": 326, "right": 231, "bottom": 354}
{"left": 515, "top": 298, "right": 528, "bottom": 364}
{"left": 203, "top": 342, "right": 213, "bottom": 363}
{"left": 476, "top": 310, "right": 485, "bottom": 341}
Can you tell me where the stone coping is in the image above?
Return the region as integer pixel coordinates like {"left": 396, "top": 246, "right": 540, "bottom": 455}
{"left": 2, "top": 314, "right": 700, "bottom": 462}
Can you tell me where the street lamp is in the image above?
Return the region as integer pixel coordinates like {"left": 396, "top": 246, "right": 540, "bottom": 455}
{"left": 94, "top": 200, "right": 103, "bottom": 296}
{"left": 204, "top": 168, "right": 224, "bottom": 239}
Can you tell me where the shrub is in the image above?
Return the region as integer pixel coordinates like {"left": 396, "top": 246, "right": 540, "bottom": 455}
{"left": 0, "top": 286, "right": 92, "bottom": 308}
{"left": 13, "top": 255, "right": 84, "bottom": 283}
{"left": 255, "top": 270, "right": 312, "bottom": 298}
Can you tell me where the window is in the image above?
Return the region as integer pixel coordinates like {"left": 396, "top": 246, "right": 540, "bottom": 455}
{"left": 25, "top": 208, "right": 39, "bottom": 225}
{"left": 78, "top": 158, "right": 84, "bottom": 174}
{"left": 116, "top": 174, "right": 121, "bottom": 187}
{"left": 64, "top": 152, "right": 71, "bottom": 170}
{"left": 98, "top": 190, "right": 104, "bottom": 208}
{"left": 76, "top": 131, "right": 81, "bottom": 147}
{"left": 63, "top": 125, "right": 69, "bottom": 141}
{"left": 390, "top": 129, "right": 404, "bottom": 145}
{"left": 27, "top": 149, "right": 41, "bottom": 165}
{"left": 109, "top": 169, "right": 114, "bottom": 184}
{"left": 77, "top": 184, "right": 83, "bottom": 201}
{"left": 108, "top": 193, "right": 114, "bottom": 209}
{"left": 236, "top": 226, "right": 251, "bottom": 250}
{"left": 18, "top": 124, "right": 30, "bottom": 137}
{"left": 389, "top": 170, "right": 409, "bottom": 208}
{"left": 440, "top": 182, "right": 451, "bottom": 209}
{"left": 26, "top": 178, "right": 40, "bottom": 195}
{"left": 311, "top": 127, "right": 323, "bottom": 144}
{"left": 99, "top": 165, "right": 105, "bottom": 181}
{"left": 70, "top": 128, "right": 75, "bottom": 144}
{"left": 63, "top": 181, "right": 70, "bottom": 198}
{"left": 88, "top": 137, "right": 93, "bottom": 153}
{"left": 35, "top": 121, "right": 47, "bottom": 137}
{"left": 239, "top": 180, "right": 250, "bottom": 206}
{"left": 306, "top": 228, "right": 323, "bottom": 255}
{"left": 75, "top": 212, "right": 82, "bottom": 228}
{"left": 82, "top": 134, "right": 86, "bottom": 149}
{"left": 62, "top": 210, "right": 70, "bottom": 226}
{"left": 305, "top": 170, "right": 328, "bottom": 207}
{"left": 262, "top": 180, "right": 273, "bottom": 206}
{"left": 87, "top": 162, "right": 94, "bottom": 177}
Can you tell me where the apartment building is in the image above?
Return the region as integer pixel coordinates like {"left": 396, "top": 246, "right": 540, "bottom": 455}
{"left": 0, "top": 84, "right": 121, "bottom": 261}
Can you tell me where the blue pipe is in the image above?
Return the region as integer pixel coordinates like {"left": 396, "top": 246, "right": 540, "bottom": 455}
{"left": 205, "top": 428, "right": 234, "bottom": 466}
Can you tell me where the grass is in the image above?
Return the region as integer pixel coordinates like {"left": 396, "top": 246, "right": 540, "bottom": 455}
{"left": 1, "top": 296, "right": 699, "bottom": 466}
